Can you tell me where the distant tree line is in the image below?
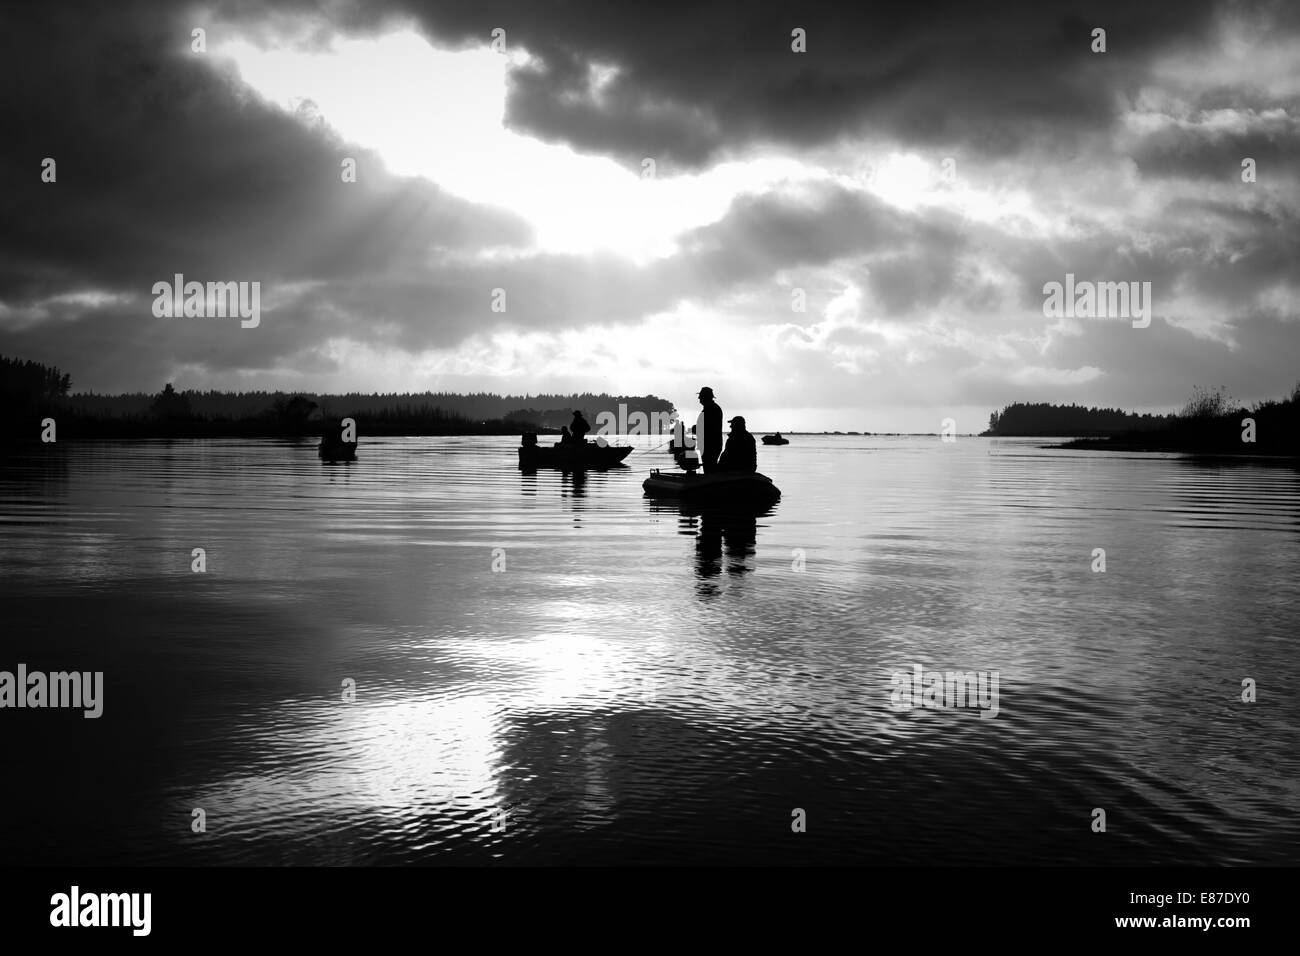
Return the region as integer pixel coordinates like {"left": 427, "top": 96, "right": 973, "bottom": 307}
{"left": 983, "top": 402, "right": 1175, "bottom": 436}
{"left": 1, "top": 356, "right": 678, "bottom": 439}
{"left": 1, "top": 354, "right": 72, "bottom": 412}
{"left": 1020, "top": 383, "right": 1299, "bottom": 456}
{"left": 62, "top": 389, "right": 674, "bottom": 424}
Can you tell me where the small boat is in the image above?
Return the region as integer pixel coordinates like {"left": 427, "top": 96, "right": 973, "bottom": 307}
{"left": 319, "top": 439, "right": 357, "bottom": 462}
{"left": 642, "top": 468, "right": 781, "bottom": 507}
{"left": 319, "top": 433, "right": 357, "bottom": 462}
{"left": 761, "top": 433, "right": 789, "bottom": 446}
{"left": 518, "top": 433, "right": 632, "bottom": 470}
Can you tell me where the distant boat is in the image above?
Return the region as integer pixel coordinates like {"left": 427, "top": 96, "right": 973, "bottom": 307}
{"left": 642, "top": 469, "right": 781, "bottom": 507}
{"left": 761, "top": 433, "right": 789, "bottom": 445}
{"left": 518, "top": 433, "right": 632, "bottom": 470}
{"left": 318, "top": 432, "right": 357, "bottom": 462}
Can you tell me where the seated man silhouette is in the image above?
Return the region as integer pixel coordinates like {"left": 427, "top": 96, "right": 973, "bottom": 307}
{"left": 717, "top": 416, "right": 757, "bottom": 473}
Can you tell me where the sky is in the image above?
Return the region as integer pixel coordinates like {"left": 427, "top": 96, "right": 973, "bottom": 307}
{"left": 1, "top": 0, "right": 1297, "bottom": 432}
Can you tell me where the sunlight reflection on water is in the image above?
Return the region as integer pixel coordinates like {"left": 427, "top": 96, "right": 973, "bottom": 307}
{"left": 1, "top": 436, "right": 1297, "bottom": 863}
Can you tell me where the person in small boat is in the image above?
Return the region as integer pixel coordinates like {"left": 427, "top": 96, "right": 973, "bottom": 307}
{"left": 671, "top": 418, "right": 686, "bottom": 452}
{"left": 570, "top": 410, "right": 591, "bottom": 443}
{"left": 718, "top": 416, "right": 757, "bottom": 474}
{"left": 696, "top": 386, "right": 723, "bottom": 473}
{"left": 669, "top": 418, "right": 692, "bottom": 470}
{"left": 559, "top": 425, "right": 573, "bottom": 444}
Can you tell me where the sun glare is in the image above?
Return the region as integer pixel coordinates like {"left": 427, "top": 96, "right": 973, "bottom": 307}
{"left": 219, "top": 29, "right": 816, "bottom": 261}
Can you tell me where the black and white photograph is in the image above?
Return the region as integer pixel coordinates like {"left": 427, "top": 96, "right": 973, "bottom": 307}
{"left": 2, "top": 0, "right": 1296, "bottom": 937}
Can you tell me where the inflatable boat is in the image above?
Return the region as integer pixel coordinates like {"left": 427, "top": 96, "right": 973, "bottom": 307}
{"left": 642, "top": 468, "right": 781, "bottom": 506}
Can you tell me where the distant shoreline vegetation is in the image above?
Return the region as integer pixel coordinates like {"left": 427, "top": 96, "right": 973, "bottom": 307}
{"left": 983, "top": 402, "right": 1175, "bottom": 437}
{"left": 984, "top": 385, "right": 1300, "bottom": 457}
{"left": 1, "top": 355, "right": 676, "bottom": 441}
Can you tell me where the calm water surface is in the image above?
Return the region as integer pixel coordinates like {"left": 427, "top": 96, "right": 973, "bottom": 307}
{"left": 2, "top": 436, "right": 1297, "bottom": 864}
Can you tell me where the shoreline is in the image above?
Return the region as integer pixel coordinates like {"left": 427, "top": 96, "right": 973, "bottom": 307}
{"left": 1051, "top": 436, "right": 1299, "bottom": 461}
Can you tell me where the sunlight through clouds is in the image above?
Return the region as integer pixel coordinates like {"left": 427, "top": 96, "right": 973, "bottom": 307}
{"left": 6, "top": 1, "right": 1296, "bottom": 426}
{"left": 219, "top": 28, "right": 817, "bottom": 261}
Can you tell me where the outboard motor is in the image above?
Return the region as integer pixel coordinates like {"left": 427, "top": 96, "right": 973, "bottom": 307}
{"left": 521, "top": 432, "right": 538, "bottom": 447}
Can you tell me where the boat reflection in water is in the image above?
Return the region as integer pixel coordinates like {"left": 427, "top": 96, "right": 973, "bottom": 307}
{"left": 645, "top": 497, "right": 768, "bottom": 584}
{"left": 519, "top": 465, "right": 590, "bottom": 499}
{"left": 692, "top": 508, "right": 758, "bottom": 579}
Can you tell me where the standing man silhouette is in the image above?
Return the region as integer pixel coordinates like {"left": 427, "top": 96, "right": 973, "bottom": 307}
{"left": 570, "top": 410, "right": 591, "bottom": 443}
{"left": 695, "top": 387, "right": 723, "bottom": 474}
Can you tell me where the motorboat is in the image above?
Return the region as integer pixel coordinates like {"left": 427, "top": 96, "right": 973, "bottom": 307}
{"left": 518, "top": 433, "right": 632, "bottom": 470}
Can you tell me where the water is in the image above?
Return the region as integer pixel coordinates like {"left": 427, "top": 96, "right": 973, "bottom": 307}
{"left": 1, "top": 436, "right": 1297, "bottom": 865}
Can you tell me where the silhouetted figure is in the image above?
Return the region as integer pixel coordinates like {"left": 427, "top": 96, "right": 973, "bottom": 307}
{"left": 696, "top": 515, "right": 723, "bottom": 578}
{"left": 565, "top": 469, "right": 587, "bottom": 498}
{"left": 670, "top": 418, "right": 686, "bottom": 456}
{"left": 695, "top": 510, "right": 758, "bottom": 580}
{"left": 722, "top": 511, "right": 758, "bottom": 573}
{"left": 669, "top": 418, "right": 698, "bottom": 470}
{"left": 718, "top": 416, "right": 757, "bottom": 474}
{"left": 318, "top": 417, "right": 357, "bottom": 462}
{"left": 682, "top": 423, "right": 701, "bottom": 471}
{"left": 695, "top": 387, "right": 722, "bottom": 474}
{"left": 559, "top": 425, "right": 573, "bottom": 444}
{"left": 571, "top": 410, "right": 591, "bottom": 443}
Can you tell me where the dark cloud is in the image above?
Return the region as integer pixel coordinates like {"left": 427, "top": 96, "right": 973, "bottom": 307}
{"left": 365, "top": 0, "right": 1230, "bottom": 167}
{"left": 0, "top": 0, "right": 531, "bottom": 305}
{"left": 985, "top": 197, "right": 1300, "bottom": 318}
{"left": 678, "top": 183, "right": 965, "bottom": 287}
{"left": 1128, "top": 118, "right": 1300, "bottom": 182}
{"left": 1040, "top": 311, "right": 1300, "bottom": 408}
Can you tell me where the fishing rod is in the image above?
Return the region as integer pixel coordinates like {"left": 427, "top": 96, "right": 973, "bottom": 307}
{"left": 627, "top": 435, "right": 677, "bottom": 456}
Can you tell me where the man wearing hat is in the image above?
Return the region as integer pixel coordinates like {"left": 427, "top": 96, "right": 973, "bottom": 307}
{"left": 570, "top": 409, "right": 591, "bottom": 443}
{"left": 695, "top": 387, "right": 723, "bottom": 474}
{"left": 718, "top": 415, "right": 757, "bottom": 474}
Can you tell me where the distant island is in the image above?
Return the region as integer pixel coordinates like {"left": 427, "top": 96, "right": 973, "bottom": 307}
{"left": 1, "top": 354, "right": 675, "bottom": 441}
{"left": 983, "top": 402, "right": 1175, "bottom": 437}
{"left": 984, "top": 385, "right": 1299, "bottom": 458}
